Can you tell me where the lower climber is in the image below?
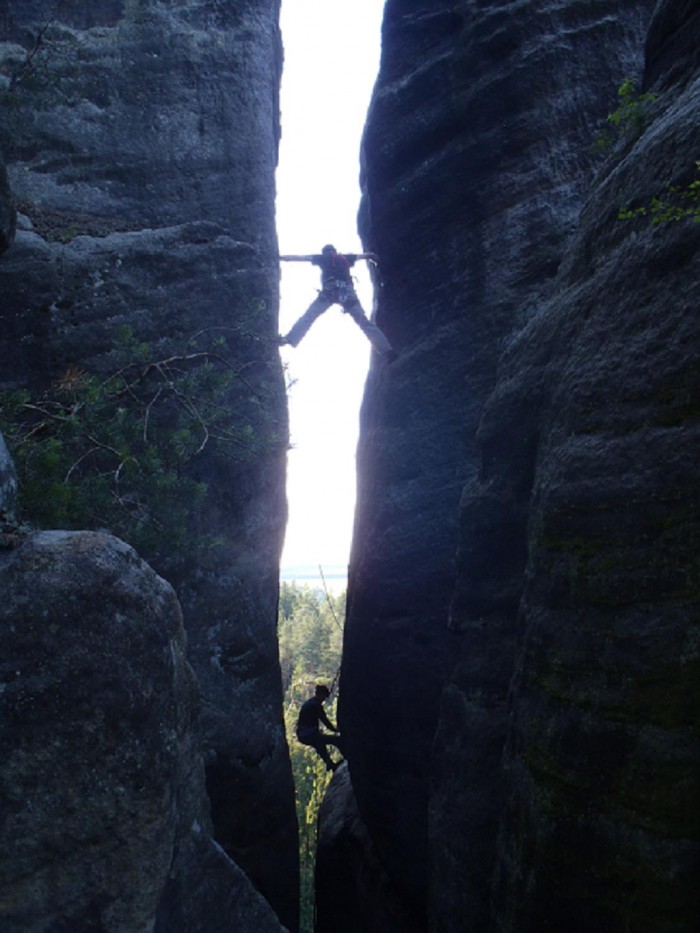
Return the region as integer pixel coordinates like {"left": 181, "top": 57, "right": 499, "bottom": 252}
{"left": 296, "top": 684, "right": 344, "bottom": 772}
{"left": 279, "top": 244, "right": 395, "bottom": 358}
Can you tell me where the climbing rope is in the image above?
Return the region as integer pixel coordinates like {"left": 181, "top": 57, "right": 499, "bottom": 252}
{"left": 318, "top": 564, "right": 343, "bottom": 697}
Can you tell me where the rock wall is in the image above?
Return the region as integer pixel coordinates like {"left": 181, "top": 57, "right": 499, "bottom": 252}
{"left": 0, "top": 525, "right": 285, "bottom": 932}
{"left": 486, "top": 2, "right": 700, "bottom": 928}
{"left": 0, "top": 149, "right": 15, "bottom": 253}
{"left": 0, "top": 1, "right": 297, "bottom": 929}
{"left": 0, "top": 432, "right": 17, "bottom": 522}
{"left": 333, "top": 0, "right": 699, "bottom": 930}
{"left": 315, "top": 766, "right": 422, "bottom": 933}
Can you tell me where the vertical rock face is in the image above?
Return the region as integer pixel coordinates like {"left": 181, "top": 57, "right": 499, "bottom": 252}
{"left": 315, "top": 767, "right": 422, "bottom": 933}
{"left": 343, "top": 0, "right": 655, "bottom": 921}
{"left": 0, "top": 1, "right": 296, "bottom": 929}
{"left": 334, "top": 0, "right": 699, "bottom": 930}
{"left": 0, "top": 432, "right": 18, "bottom": 522}
{"left": 0, "top": 530, "right": 285, "bottom": 932}
{"left": 486, "top": 2, "right": 700, "bottom": 928}
{"left": 0, "top": 150, "right": 16, "bottom": 254}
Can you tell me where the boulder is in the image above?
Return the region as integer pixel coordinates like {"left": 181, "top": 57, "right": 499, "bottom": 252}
{"left": 0, "top": 530, "right": 286, "bottom": 931}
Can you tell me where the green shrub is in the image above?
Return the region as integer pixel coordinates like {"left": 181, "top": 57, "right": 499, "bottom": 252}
{"left": 619, "top": 161, "right": 700, "bottom": 224}
{"left": 0, "top": 326, "right": 276, "bottom": 575}
{"left": 592, "top": 77, "right": 657, "bottom": 154}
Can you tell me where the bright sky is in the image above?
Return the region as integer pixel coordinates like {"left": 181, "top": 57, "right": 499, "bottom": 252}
{"left": 276, "top": 0, "right": 385, "bottom": 577}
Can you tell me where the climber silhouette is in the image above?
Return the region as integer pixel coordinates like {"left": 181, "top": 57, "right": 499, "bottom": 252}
{"left": 279, "top": 245, "right": 395, "bottom": 358}
{"left": 296, "top": 684, "right": 344, "bottom": 772}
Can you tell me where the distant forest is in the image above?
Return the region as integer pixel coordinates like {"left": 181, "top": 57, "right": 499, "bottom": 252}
{"left": 278, "top": 582, "right": 345, "bottom": 933}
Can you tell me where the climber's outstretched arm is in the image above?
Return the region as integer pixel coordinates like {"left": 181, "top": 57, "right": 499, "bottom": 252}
{"left": 279, "top": 254, "right": 315, "bottom": 262}
{"left": 356, "top": 252, "right": 379, "bottom": 263}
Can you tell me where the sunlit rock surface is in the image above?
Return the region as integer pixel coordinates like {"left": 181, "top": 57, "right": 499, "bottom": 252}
{"left": 0, "top": 1, "right": 296, "bottom": 929}
{"left": 0, "top": 530, "right": 286, "bottom": 932}
{"left": 336, "top": 0, "right": 699, "bottom": 929}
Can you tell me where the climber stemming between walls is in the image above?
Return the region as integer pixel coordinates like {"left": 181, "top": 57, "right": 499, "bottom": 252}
{"left": 278, "top": 244, "right": 396, "bottom": 359}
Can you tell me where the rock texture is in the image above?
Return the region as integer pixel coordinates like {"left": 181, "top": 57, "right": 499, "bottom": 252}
{"left": 0, "top": 150, "right": 15, "bottom": 254}
{"left": 0, "top": 2, "right": 296, "bottom": 929}
{"left": 0, "top": 529, "right": 285, "bottom": 932}
{"left": 315, "top": 766, "right": 422, "bottom": 933}
{"left": 332, "top": 0, "right": 700, "bottom": 930}
{"left": 342, "top": 0, "right": 656, "bottom": 924}
{"left": 486, "top": 3, "right": 700, "bottom": 928}
{"left": 0, "top": 432, "right": 17, "bottom": 522}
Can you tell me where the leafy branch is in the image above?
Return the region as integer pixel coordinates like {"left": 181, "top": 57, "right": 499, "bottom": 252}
{"left": 0, "top": 327, "right": 280, "bottom": 574}
{"left": 592, "top": 77, "right": 657, "bottom": 155}
{"left": 619, "top": 161, "right": 700, "bottom": 224}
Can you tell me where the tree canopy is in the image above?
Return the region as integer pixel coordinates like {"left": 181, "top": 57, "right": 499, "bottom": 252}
{"left": 279, "top": 581, "right": 345, "bottom": 932}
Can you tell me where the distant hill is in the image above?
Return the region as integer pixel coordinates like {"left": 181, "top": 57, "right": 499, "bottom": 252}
{"left": 280, "top": 564, "right": 347, "bottom": 593}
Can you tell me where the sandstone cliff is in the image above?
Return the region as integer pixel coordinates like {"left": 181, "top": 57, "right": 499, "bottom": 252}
{"left": 0, "top": 431, "right": 18, "bottom": 523}
{"left": 0, "top": 1, "right": 296, "bottom": 929}
{"left": 0, "top": 522, "right": 286, "bottom": 932}
{"left": 0, "top": 149, "right": 15, "bottom": 253}
{"left": 329, "top": 0, "right": 699, "bottom": 930}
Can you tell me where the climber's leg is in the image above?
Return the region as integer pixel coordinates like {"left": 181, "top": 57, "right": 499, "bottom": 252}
{"left": 341, "top": 294, "right": 394, "bottom": 356}
{"left": 282, "top": 293, "right": 334, "bottom": 347}
{"left": 304, "top": 734, "right": 335, "bottom": 769}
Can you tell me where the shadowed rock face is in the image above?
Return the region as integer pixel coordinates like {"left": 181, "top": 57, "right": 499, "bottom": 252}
{"left": 315, "top": 766, "right": 423, "bottom": 933}
{"left": 0, "top": 529, "right": 286, "bottom": 933}
{"left": 0, "top": 2, "right": 296, "bottom": 929}
{"left": 0, "top": 433, "right": 17, "bottom": 521}
{"left": 333, "top": 0, "right": 700, "bottom": 930}
{"left": 342, "top": 0, "right": 655, "bottom": 921}
{"left": 0, "top": 152, "right": 15, "bottom": 254}
{"left": 486, "top": 2, "right": 700, "bottom": 927}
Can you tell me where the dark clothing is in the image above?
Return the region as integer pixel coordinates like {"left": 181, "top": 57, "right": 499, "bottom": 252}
{"left": 311, "top": 252, "right": 357, "bottom": 286}
{"left": 296, "top": 696, "right": 344, "bottom": 770}
{"left": 297, "top": 696, "right": 335, "bottom": 736}
{"left": 283, "top": 266, "right": 393, "bottom": 355}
